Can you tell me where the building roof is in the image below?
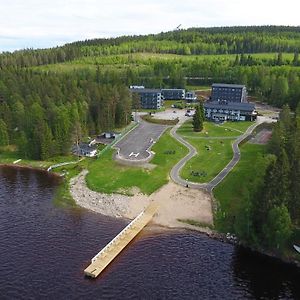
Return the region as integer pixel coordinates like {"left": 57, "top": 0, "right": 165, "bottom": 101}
{"left": 204, "top": 101, "right": 255, "bottom": 111}
{"left": 130, "top": 88, "right": 161, "bottom": 94}
{"left": 212, "top": 83, "right": 246, "bottom": 89}
{"left": 74, "top": 143, "right": 97, "bottom": 152}
{"left": 161, "top": 89, "right": 185, "bottom": 92}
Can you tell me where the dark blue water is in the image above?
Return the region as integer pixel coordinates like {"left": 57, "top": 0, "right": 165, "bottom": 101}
{"left": 0, "top": 166, "right": 299, "bottom": 299}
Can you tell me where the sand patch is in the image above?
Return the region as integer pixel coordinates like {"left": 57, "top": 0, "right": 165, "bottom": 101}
{"left": 70, "top": 170, "right": 213, "bottom": 232}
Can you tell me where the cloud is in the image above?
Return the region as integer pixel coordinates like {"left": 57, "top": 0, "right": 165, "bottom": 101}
{"left": 0, "top": 0, "right": 299, "bottom": 51}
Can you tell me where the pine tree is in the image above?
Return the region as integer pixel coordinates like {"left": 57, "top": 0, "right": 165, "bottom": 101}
{"left": 0, "top": 119, "right": 9, "bottom": 146}
{"left": 16, "top": 131, "right": 29, "bottom": 158}
{"left": 263, "top": 205, "right": 292, "bottom": 250}
{"left": 277, "top": 52, "right": 283, "bottom": 65}
{"left": 292, "top": 52, "right": 299, "bottom": 66}
{"left": 192, "top": 103, "right": 204, "bottom": 132}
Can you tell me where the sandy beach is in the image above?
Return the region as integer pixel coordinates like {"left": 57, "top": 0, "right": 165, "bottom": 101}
{"left": 70, "top": 170, "right": 213, "bottom": 232}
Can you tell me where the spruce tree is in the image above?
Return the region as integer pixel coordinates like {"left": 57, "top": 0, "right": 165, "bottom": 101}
{"left": 292, "top": 52, "right": 299, "bottom": 66}
{"left": 0, "top": 119, "right": 9, "bottom": 146}
{"left": 193, "top": 103, "right": 204, "bottom": 132}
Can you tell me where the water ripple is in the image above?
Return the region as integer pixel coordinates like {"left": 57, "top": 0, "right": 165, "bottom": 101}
{"left": 0, "top": 166, "right": 299, "bottom": 300}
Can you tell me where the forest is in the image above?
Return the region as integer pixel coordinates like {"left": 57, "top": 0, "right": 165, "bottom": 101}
{"left": 0, "top": 68, "right": 132, "bottom": 159}
{"left": 227, "top": 105, "right": 300, "bottom": 252}
{"left": 1, "top": 26, "right": 300, "bottom": 160}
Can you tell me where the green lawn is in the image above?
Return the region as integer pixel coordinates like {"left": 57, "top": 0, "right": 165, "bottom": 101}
{"left": 177, "top": 120, "right": 248, "bottom": 138}
{"left": 86, "top": 129, "right": 188, "bottom": 195}
{"left": 177, "top": 120, "right": 254, "bottom": 183}
{"left": 180, "top": 138, "right": 234, "bottom": 183}
{"left": 219, "top": 121, "right": 253, "bottom": 133}
{"left": 213, "top": 143, "right": 267, "bottom": 233}
{"left": 186, "top": 85, "right": 211, "bottom": 91}
{"left": 0, "top": 145, "right": 77, "bottom": 169}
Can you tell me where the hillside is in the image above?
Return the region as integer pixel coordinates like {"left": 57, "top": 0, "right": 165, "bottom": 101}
{"left": 1, "top": 26, "right": 300, "bottom": 160}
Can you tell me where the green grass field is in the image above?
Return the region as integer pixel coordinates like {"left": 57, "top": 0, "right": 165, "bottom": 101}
{"left": 86, "top": 129, "right": 188, "bottom": 195}
{"left": 180, "top": 138, "right": 234, "bottom": 183}
{"left": 213, "top": 143, "right": 267, "bottom": 233}
{"left": 178, "top": 120, "right": 253, "bottom": 183}
{"left": 33, "top": 52, "right": 297, "bottom": 74}
{"left": 0, "top": 145, "right": 77, "bottom": 169}
{"left": 177, "top": 120, "right": 250, "bottom": 138}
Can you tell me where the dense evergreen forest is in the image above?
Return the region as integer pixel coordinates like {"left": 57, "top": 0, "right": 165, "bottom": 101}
{"left": 0, "top": 68, "right": 131, "bottom": 159}
{"left": 1, "top": 26, "right": 300, "bottom": 160}
{"left": 226, "top": 105, "right": 300, "bottom": 253}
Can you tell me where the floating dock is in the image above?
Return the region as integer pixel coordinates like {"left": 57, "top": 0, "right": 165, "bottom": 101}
{"left": 84, "top": 202, "right": 158, "bottom": 278}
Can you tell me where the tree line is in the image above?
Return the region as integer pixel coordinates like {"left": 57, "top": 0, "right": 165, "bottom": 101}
{"left": 2, "top": 26, "right": 300, "bottom": 68}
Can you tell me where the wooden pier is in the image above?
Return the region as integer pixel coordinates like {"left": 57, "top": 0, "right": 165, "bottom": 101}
{"left": 84, "top": 202, "right": 158, "bottom": 278}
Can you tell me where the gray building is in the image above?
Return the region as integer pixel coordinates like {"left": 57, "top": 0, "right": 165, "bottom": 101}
{"left": 204, "top": 101, "right": 257, "bottom": 122}
{"left": 211, "top": 83, "right": 247, "bottom": 103}
{"left": 72, "top": 143, "right": 98, "bottom": 157}
{"left": 130, "top": 88, "right": 163, "bottom": 109}
{"left": 161, "top": 89, "right": 185, "bottom": 100}
{"left": 185, "top": 91, "right": 197, "bottom": 102}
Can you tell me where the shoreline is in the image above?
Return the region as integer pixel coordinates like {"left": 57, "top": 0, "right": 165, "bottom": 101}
{"left": 1, "top": 163, "right": 299, "bottom": 269}
{"left": 0, "top": 162, "right": 62, "bottom": 178}
{"left": 70, "top": 170, "right": 214, "bottom": 234}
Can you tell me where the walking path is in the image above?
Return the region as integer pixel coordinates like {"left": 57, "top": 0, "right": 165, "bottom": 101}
{"left": 170, "top": 117, "right": 268, "bottom": 192}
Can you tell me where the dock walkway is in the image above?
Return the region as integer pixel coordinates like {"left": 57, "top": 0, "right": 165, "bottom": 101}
{"left": 84, "top": 202, "right": 158, "bottom": 278}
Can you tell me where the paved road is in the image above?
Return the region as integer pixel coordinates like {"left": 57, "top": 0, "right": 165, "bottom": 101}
{"left": 114, "top": 117, "right": 168, "bottom": 162}
{"left": 170, "top": 117, "right": 269, "bottom": 192}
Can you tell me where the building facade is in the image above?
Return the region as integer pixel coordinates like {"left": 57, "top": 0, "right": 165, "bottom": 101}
{"left": 185, "top": 91, "right": 197, "bottom": 102}
{"left": 204, "top": 101, "right": 257, "bottom": 121}
{"left": 130, "top": 88, "right": 163, "bottom": 109}
{"left": 211, "top": 83, "right": 247, "bottom": 103}
{"left": 161, "top": 89, "right": 185, "bottom": 100}
{"left": 72, "top": 143, "right": 97, "bottom": 157}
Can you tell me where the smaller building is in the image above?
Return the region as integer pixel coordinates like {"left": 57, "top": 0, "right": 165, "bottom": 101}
{"left": 72, "top": 143, "right": 97, "bottom": 157}
{"left": 161, "top": 89, "right": 185, "bottom": 100}
{"left": 185, "top": 91, "right": 197, "bottom": 102}
{"left": 204, "top": 101, "right": 257, "bottom": 122}
{"left": 211, "top": 83, "right": 247, "bottom": 103}
{"left": 130, "top": 88, "right": 163, "bottom": 109}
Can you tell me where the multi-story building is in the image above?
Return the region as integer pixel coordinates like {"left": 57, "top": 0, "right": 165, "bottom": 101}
{"left": 161, "top": 89, "right": 185, "bottom": 100}
{"left": 204, "top": 101, "right": 257, "bottom": 121}
{"left": 211, "top": 83, "right": 247, "bottom": 103}
{"left": 130, "top": 88, "right": 163, "bottom": 109}
{"left": 185, "top": 91, "right": 197, "bottom": 102}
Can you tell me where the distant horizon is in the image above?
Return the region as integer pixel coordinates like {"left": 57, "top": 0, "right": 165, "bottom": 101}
{"left": 1, "top": 0, "right": 300, "bottom": 52}
{"left": 1, "top": 24, "right": 300, "bottom": 53}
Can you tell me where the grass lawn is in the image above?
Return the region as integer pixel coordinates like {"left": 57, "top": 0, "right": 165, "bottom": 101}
{"left": 178, "top": 120, "right": 254, "bottom": 183}
{"left": 86, "top": 129, "right": 188, "bottom": 195}
{"left": 213, "top": 143, "right": 267, "bottom": 232}
{"left": 180, "top": 138, "right": 234, "bottom": 183}
{"left": 0, "top": 145, "right": 76, "bottom": 169}
{"left": 219, "top": 121, "right": 253, "bottom": 133}
{"left": 140, "top": 114, "right": 179, "bottom": 125}
{"left": 177, "top": 120, "right": 249, "bottom": 138}
{"left": 186, "top": 85, "right": 211, "bottom": 90}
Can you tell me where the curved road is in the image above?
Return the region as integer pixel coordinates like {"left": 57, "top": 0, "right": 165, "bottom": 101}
{"left": 170, "top": 117, "right": 268, "bottom": 192}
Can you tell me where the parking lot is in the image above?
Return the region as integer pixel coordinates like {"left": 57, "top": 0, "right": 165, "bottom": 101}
{"left": 153, "top": 108, "right": 190, "bottom": 121}
{"left": 114, "top": 119, "right": 168, "bottom": 161}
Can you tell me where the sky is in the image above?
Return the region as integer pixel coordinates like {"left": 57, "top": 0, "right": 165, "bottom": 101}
{"left": 0, "top": 0, "right": 300, "bottom": 52}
